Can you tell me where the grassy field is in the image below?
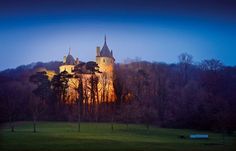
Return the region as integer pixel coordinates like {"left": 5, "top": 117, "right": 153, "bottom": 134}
{"left": 0, "top": 122, "right": 235, "bottom": 151}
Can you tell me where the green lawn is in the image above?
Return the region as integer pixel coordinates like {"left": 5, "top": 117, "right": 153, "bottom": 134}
{"left": 0, "top": 122, "right": 235, "bottom": 151}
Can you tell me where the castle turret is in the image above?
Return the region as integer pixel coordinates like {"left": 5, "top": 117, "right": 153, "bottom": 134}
{"left": 96, "top": 35, "right": 115, "bottom": 73}
{"left": 59, "top": 48, "right": 77, "bottom": 74}
{"left": 96, "top": 35, "right": 116, "bottom": 102}
{"left": 59, "top": 47, "right": 79, "bottom": 103}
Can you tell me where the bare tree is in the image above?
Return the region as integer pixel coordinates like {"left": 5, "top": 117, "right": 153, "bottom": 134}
{"left": 200, "top": 59, "right": 223, "bottom": 72}
{"left": 73, "top": 63, "right": 85, "bottom": 132}
{"left": 178, "top": 53, "right": 193, "bottom": 86}
{"left": 86, "top": 61, "right": 101, "bottom": 120}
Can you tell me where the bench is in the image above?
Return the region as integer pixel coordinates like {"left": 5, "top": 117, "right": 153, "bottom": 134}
{"left": 190, "top": 134, "right": 208, "bottom": 139}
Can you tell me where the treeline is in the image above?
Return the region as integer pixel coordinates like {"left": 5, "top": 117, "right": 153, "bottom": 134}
{"left": 0, "top": 53, "right": 236, "bottom": 132}
{"left": 114, "top": 54, "right": 236, "bottom": 132}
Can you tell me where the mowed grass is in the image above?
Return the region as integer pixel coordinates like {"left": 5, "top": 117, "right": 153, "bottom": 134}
{"left": 0, "top": 122, "right": 235, "bottom": 151}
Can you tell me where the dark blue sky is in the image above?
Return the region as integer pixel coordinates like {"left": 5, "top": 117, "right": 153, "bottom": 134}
{"left": 0, "top": 0, "right": 236, "bottom": 71}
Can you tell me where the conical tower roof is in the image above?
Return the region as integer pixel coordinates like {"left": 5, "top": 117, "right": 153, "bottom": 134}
{"left": 100, "top": 35, "right": 113, "bottom": 58}
{"left": 65, "top": 47, "right": 75, "bottom": 65}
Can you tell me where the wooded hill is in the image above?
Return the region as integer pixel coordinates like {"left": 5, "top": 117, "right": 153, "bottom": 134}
{"left": 0, "top": 54, "right": 236, "bottom": 132}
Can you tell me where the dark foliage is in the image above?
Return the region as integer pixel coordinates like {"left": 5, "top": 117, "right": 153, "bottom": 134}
{"left": 0, "top": 58, "right": 235, "bottom": 132}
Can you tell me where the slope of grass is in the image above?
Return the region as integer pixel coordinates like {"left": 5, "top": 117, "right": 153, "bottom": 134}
{"left": 0, "top": 122, "right": 235, "bottom": 151}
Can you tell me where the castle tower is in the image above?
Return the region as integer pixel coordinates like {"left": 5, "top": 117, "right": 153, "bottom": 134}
{"left": 96, "top": 35, "right": 116, "bottom": 102}
{"left": 59, "top": 48, "right": 79, "bottom": 103}
{"left": 96, "top": 35, "right": 115, "bottom": 73}
{"left": 59, "top": 48, "right": 79, "bottom": 74}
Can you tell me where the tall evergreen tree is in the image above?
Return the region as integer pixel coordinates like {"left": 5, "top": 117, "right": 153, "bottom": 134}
{"left": 29, "top": 71, "right": 51, "bottom": 132}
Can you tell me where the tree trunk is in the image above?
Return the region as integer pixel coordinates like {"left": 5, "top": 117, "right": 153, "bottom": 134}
{"left": 111, "top": 120, "right": 114, "bottom": 132}
{"left": 95, "top": 79, "right": 99, "bottom": 122}
{"left": 126, "top": 108, "right": 129, "bottom": 129}
{"left": 9, "top": 116, "right": 14, "bottom": 132}
{"left": 84, "top": 83, "right": 88, "bottom": 119}
{"left": 111, "top": 104, "right": 114, "bottom": 132}
{"left": 78, "top": 102, "right": 81, "bottom": 132}
{"left": 146, "top": 123, "right": 150, "bottom": 131}
{"left": 11, "top": 124, "right": 14, "bottom": 132}
{"left": 33, "top": 118, "right": 36, "bottom": 133}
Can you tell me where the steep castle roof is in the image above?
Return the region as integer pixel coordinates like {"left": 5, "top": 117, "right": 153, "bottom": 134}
{"left": 64, "top": 48, "right": 76, "bottom": 65}
{"left": 100, "top": 35, "right": 114, "bottom": 58}
{"left": 66, "top": 54, "right": 75, "bottom": 65}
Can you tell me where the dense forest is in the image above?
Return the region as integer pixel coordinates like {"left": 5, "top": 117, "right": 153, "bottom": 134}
{"left": 0, "top": 53, "right": 236, "bottom": 133}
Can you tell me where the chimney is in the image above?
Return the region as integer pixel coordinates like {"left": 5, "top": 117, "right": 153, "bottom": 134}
{"left": 63, "top": 56, "right": 66, "bottom": 63}
{"left": 75, "top": 57, "right": 79, "bottom": 64}
{"left": 96, "top": 46, "right": 100, "bottom": 56}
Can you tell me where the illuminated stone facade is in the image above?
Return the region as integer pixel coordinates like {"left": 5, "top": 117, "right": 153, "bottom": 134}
{"left": 95, "top": 36, "right": 116, "bottom": 103}
{"left": 59, "top": 36, "right": 116, "bottom": 104}
{"left": 36, "top": 67, "right": 56, "bottom": 81}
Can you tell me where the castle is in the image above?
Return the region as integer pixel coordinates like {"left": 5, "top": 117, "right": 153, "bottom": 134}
{"left": 58, "top": 36, "right": 116, "bottom": 104}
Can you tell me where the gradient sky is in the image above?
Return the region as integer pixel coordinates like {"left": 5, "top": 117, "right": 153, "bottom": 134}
{"left": 0, "top": 0, "right": 236, "bottom": 71}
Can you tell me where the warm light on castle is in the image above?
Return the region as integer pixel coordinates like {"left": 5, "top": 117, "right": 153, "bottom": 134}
{"left": 57, "top": 36, "right": 116, "bottom": 104}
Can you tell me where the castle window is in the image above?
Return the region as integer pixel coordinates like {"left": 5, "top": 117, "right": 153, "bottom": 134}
{"left": 103, "top": 59, "right": 105, "bottom": 63}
